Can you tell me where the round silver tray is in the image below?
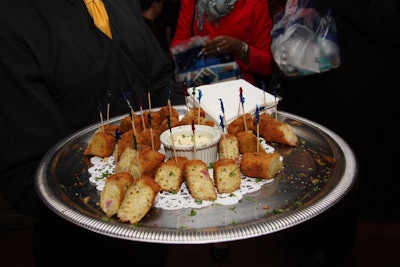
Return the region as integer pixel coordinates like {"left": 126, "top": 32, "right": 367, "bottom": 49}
{"left": 35, "top": 107, "right": 357, "bottom": 244}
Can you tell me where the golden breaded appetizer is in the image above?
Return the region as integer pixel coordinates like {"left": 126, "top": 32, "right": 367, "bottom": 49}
{"left": 117, "top": 175, "right": 160, "bottom": 224}
{"left": 119, "top": 114, "right": 144, "bottom": 134}
{"left": 84, "top": 132, "right": 115, "bottom": 157}
{"left": 237, "top": 130, "right": 265, "bottom": 154}
{"left": 198, "top": 116, "right": 215, "bottom": 127}
{"left": 115, "top": 130, "right": 134, "bottom": 159}
{"left": 138, "top": 150, "right": 166, "bottom": 178}
{"left": 142, "top": 110, "right": 162, "bottom": 130}
{"left": 218, "top": 134, "right": 240, "bottom": 164}
{"left": 183, "top": 107, "right": 205, "bottom": 118}
{"left": 227, "top": 113, "right": 254, "bottom": 136}
{"left": 115, "top": 147, "right": 137, "bottom": 174}
{"left": 256, "top": 113, "right": 298, "bottom": 147}
{"left": 240, "top": 152, "right": 283, "bottom": 179}
{"left": 157, "top": 105, "right": 180, "bottom": 123}
{"left": 184, "top": 160, "right": 217, "bottom": 201}
{"left": 99, "top": 172, "right": 134, "bottom": 217}
{"left": 179, "top": 115, "right": 215, "bottom": 127}
{"left": 158, "top": 115, "right": 180, "bottom": 134}
{"left": 179, "top": 107, "right": 215, "bottom": 126}
{"left": 213, "top": 159, "right": 241, "bottom": 194}
{"left": 115, "top": 145, "right": 152, "bottom": 176}
{"left": 137, "top": 128, "right": 161, "bottom": 151}
{"left": 154, "top": 156, "right": 188, "bottom": 192}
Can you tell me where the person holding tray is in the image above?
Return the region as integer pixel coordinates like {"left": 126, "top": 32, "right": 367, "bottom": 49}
{"left": 0, "top": 0, "right": 185, "bottom": 266}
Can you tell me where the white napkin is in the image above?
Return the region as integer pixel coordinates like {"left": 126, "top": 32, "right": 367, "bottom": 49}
{"left": 187, "top": 79, "right": 277, "bottom": 124}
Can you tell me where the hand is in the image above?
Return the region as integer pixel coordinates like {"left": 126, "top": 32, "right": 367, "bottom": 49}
{"left": 202, "top": 36, "right": 242, "bottom": 56}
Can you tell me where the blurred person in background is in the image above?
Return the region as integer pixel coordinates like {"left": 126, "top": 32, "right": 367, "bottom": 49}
{"left": 171, "top": 0, "right": 275, "bottom": 88}
{"left": 140, "top": 0, "right": 172, "bottom": 60}
{"left": 270, "top": 0, "right": 400, "bottom": 266}
{"left": 161, "top": 0, "right": 181, "bottom": 45}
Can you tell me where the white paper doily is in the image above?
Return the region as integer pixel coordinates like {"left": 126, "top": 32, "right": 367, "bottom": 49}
{"left": 88, "top": 138, "right": 280, "bottom": 210}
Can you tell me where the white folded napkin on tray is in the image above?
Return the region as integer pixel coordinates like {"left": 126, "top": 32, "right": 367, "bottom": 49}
{"left": 186, "top": 79, "right": 278, "bottom": 124}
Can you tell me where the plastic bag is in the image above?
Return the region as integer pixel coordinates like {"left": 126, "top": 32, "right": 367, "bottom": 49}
{"left": 271, "top": 0, "right": 341, "bottom": 76}
{"left": 170, "top": 36, "right": 239, "bottom": 87}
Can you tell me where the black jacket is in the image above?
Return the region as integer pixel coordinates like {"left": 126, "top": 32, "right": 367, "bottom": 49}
{"left": 0, "top": 0, "right": 184, "bottom": 216}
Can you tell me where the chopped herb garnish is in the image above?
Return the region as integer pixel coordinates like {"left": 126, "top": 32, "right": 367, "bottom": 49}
{"left": 189, "top": 209, "right": 197, "bottom": 216}
{"left": 294, "top": 200, "right": 302, "bottom": 207}
{"left": 245, "top": 196, "right": 255, "bottom": 202}
{"left": 102, "top": 216, "right": 112, "bottom": 222}
{"left": 272, "top": 209, "right": 284, "bottom": 214}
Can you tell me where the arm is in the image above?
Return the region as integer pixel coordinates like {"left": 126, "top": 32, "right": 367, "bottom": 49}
{"left": 0, "top": 10, "right": 64, "bottom": 216}
{"left": 242, "top": 0, "right": 274, "bottom": 76}
{"left": 194, "top": 0, "right": 274, "bottom": 77}
{"left": 170, "top": 0, "right": 196, "bottom": 47}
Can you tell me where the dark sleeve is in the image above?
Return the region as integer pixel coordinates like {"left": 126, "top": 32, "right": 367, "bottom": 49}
{"left": 0, "top": 1, "right": 64, "bottom": 216}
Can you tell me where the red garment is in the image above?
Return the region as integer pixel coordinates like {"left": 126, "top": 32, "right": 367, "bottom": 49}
{"left": 171, "top": 0, "right": 274, "bottom": 84}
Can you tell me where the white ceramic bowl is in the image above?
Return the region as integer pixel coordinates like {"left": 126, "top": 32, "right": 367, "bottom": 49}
{"left": 160, "top": 125, "right": 221, "bottom": 166}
